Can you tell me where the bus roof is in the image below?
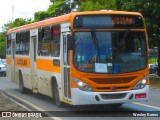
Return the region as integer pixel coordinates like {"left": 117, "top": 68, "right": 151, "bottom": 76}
{"left": 7, "top": 11, "right": 142, "bottom": 34}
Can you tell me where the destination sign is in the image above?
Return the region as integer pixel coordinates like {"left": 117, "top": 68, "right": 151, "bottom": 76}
{"left": 74, "top": 14, "right": 144, "bottom": 28}
{"left": 112, "top": 16, "right": 133, "bottom": 25}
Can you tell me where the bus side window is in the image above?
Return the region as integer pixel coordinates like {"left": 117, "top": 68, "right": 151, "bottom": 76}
{"left": 51, "top": 25, "right": 60, "bottom": 57}
{"left": 26, "top": 31, "right": 30, "bottom": 55}
{"left": 38, "top": 29, "right": 42, "bottom": 56}
{"left": 16, "top": 33, "right": 20, "bottom": 54}
{"left": 7, "top": 35, "right": 11, "bottom": 55}
{"left": 19, "top": 32, "right": 26, "bottom": 55}
{"left": 38, "top": 27, "right": 51, "bottom": 56}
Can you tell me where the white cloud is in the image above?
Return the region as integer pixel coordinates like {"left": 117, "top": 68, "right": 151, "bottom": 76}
{"left": 0, "top": 0, "right": 51, "bottom": 31}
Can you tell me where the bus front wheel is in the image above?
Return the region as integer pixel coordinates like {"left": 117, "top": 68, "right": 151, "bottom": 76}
{"left": 54, "top": 83, "right": 63, "bottom": 107}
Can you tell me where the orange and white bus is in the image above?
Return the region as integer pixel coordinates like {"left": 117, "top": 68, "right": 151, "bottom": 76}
{"left": 6, "top": 11, "right": 149, "bottom": 106}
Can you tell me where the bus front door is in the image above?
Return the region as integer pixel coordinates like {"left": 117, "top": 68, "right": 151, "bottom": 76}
{"left": 63, "top": 32, "right": 71, "bottom": 101}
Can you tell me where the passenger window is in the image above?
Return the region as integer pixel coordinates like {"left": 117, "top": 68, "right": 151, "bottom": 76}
{"left": 19, "top": 32, "right": 26, "bottom": 55}
{"left": 38, "top": 27, "right": 51, "bottom": 56}
{"left": 51, "top": 25, "right": 60, "bottom": 57}
{"left": 25, "top": 31, "right": 30, "bottom": 55}
{"left": 16, "top": 33, "right": 20, "bottom": 54}
{"left": 7, "top": 35, "right": 11, "bottom": 55}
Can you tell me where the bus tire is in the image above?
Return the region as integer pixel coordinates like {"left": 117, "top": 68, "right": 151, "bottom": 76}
{"left": 19, "top": 72, "right": 26, "bottom": 94}
{"left": 54, "top": 83, "right": 63, "bottom": 107}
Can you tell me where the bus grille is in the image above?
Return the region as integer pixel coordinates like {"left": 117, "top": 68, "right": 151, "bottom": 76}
{"left": 89, "top": 76, "right": 137, "bottom": 84}
{"left": 96, "top": 86, "right": 130, "bottom": 91}
{"left": 100, "top": 93, "right": 127, "bottom": 99}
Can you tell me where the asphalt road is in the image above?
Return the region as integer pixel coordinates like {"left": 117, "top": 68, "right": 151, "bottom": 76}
{"left": 0, "top": 77, "right": 160, "bottom": 120}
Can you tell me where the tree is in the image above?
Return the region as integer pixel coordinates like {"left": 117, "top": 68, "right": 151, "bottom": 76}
{"left": 0, "top": 32, "right": 6, "bottom": 58}
{"left": 34, "top": 0, "right": 71, "bottom": 22}
{"left": 0, "top": 41, "right": 6, "bottom": 58}
{"left": 34, "top": 0, "right": 116, "bottom": 22}
{"left": 47, "top": 0, "right": 71, "bottom": 16}
{"left": 0, "top": 18, "right": 33, "bottom": 58}
{"left": 78, "top": 0, "right": 116, "bottom": 11}
{"left": 2, "top": 18, "right": 32, "bottom": 32}
{"left": 34, "top": 11, "right": 50, "bottom": 22}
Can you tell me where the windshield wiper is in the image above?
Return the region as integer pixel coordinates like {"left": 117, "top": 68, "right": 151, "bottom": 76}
{"left": 91, "top": 30, "right": 100, "bottom": 62}
{"left": 120, "top": 28, "right": 131, "bottom": 43}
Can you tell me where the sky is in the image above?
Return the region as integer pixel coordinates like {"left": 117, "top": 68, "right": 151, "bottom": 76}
{"left": 0, "top": 0, "right": 51, "bottom": 31}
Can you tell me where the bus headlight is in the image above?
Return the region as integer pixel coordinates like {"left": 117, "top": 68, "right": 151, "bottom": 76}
{"left": 133, "top": 76, "right": 149, "bottom": 90}
{"left": 73, "top": 78, "right": 93, "bottom": 92}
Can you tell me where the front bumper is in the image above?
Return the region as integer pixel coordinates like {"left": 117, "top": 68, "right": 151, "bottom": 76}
{"left": 71, "top": 85, "right": 149, "bottom": 105}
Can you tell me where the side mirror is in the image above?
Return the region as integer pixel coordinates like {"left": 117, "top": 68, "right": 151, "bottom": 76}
{"left": 67, "top": 34, "right": 73, "bottom": 50}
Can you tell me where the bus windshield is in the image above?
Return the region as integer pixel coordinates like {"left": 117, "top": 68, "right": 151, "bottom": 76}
{"left": 74, "top": 31, "right": 147, "bottom": 73}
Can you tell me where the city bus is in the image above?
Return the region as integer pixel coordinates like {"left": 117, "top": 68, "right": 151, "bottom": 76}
{"left": 6, "top": 10, "right": 149, "bottom": 106}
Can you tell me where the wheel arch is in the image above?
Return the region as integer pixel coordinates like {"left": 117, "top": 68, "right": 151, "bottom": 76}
{"left": 51, "top": 76, "right": 58, "bottom": 99}
{"left": 18, "top": 68, "right": 23, "bottom": 84}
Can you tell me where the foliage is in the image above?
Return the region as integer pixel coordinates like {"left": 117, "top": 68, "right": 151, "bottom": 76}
{"left": 47, "top": 0, "right": 71, "bottom": 16}
{"left": 35, "top": 0, "right": 116, "bottom": 21}
{"left": 0, "top": 41, "right": 6, "bottom": 58}
{"left": 34, "top": 11, "right": 50, "bottom": 22}
{"left": 34, "top": 0, "right": 71, "bottom": 21}
{"left": 78, "top": 0, "right": 116, "bottom": 11}
{"left": 2, "top": 18, "right": 32, "bottom": 32}
{"left": 0, "top": 31, "right": 7, "bottom": 58}
{"left": 0, "top": 18, "right": 32, "bottom": 58}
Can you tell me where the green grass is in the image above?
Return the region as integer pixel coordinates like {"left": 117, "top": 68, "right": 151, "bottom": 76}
{"left": 149, "top": 57, "right": 158, "bottom": 64}
{"left": 150, "top": 77, "right": 160, "bottom": 89}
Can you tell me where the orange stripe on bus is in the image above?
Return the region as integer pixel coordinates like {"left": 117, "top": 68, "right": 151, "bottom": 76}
{"left": 15, "top": 57, "right": 30, "bottom": 68}
{"left": 37, "top": 59, "right": 61, "bottom": 73}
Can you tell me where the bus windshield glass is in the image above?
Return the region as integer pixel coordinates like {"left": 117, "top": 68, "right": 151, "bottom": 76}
{"left": 74, "top": 31, "right": 147, "bottom": 73}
